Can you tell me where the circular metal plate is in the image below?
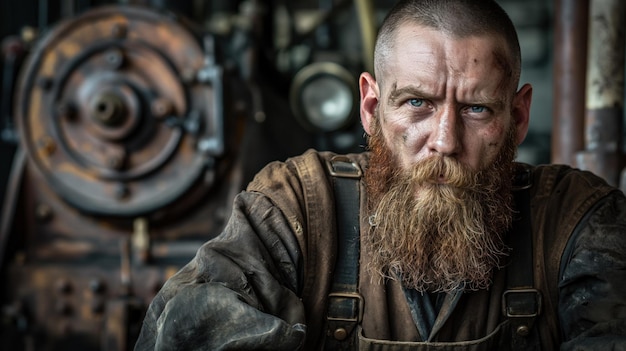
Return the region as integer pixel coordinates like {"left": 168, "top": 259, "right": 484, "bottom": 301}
{"left": 15, "top": 6, "right": 216, "bottom": 217}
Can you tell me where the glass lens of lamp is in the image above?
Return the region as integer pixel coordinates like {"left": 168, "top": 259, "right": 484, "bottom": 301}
{"left": 301, "top": 76, "right": 353, "bottom": 131}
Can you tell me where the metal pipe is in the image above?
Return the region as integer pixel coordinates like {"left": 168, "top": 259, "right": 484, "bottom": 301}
{"left": 551, "top": 0, "right": 588, "bottom": 166}
{"left": 1, "top": 37, "right": 24, "bottom": 144}
{"left": 355, "top": 0, "right": 376, "bottom": 74}
{"left": 575, "top": 0, "right": 625, "bottom": 186}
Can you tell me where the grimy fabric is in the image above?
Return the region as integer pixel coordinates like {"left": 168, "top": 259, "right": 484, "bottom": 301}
{"left": 135, "top": 150, "right": 626, "bottom": 351}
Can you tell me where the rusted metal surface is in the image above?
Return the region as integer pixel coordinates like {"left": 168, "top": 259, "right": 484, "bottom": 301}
{"left": 15, "top": 6, "right": 234, "bottom": 218}
{"left": 575, "top": 0, "right": 625, "bottom": 186}
{"left": 551, "top": 0, "right": 588, "bottom": 166}
{"left": 1, "top": 5, "right": 250, "bottom": 350}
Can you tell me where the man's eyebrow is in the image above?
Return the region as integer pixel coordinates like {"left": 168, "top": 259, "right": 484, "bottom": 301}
{"left": 388, "top": 82, "right": 507, "bottom": 110}
{"left": 472, "top": 96, "right": 506, "bottom": 111}
{"left": 387, "top": 83, "right": 433, "bottom": 104}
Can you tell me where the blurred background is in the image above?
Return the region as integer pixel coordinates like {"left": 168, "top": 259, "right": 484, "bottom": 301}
{"left": 0, "top": 0, "right": 623, "bottom": 350}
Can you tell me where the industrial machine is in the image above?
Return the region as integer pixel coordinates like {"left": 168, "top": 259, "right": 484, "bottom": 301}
{"left": 0, "top": 0, "right": 376, "bottom": 349}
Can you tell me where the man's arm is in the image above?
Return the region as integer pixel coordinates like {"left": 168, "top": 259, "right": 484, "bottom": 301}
{"left": 134, "top": 191, "right": 306, "bottom": 351}
{"left": 559, "top": 192, "right": 626, "bottom": 350}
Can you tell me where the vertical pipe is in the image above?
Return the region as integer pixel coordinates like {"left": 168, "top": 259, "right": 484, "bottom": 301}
{"left": 1, "top": 37, "right": 24, "bottom": 144}
{"left": 551, "top": 0, "right": 588, "bottom": 166}
{"left": 355, "top": 0, "right": 376, "bottom": 74}
{"left": 575, "top": 0, "right": 625, "bottom": 186}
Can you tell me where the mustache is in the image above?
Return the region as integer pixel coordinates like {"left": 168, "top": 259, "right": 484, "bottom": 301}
{"left": 409, "top": 155, "right": 479, "bottom": 189}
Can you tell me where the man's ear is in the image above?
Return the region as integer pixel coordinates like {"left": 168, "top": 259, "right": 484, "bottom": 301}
{"left": 359, "top": 72, "right": 380, "bottom": 135}
{"left": 512, "top": 83, "right": 532, "bottom": 145}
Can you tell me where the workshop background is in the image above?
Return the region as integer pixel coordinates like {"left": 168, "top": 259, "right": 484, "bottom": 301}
{"left": 0, "top": 0, "right": 623, "bottom": 350}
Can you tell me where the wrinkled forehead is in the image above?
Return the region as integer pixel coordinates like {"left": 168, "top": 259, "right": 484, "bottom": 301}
{"left": 384, "top": 24, "right": 515, "bottom": 95}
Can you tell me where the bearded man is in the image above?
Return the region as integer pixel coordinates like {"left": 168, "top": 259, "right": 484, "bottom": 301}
{"left": 135, "top": 0, "right": 626, "bottom": 350}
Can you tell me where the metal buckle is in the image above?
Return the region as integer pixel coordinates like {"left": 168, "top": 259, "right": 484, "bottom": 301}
{"left": 327, "top": 156, "right": 362, "bottom": 179}
{"left": 502, "top": 288, "right": 542, "bottom": 318}
{"left": 327, "top": 292, "right": 364, "bottom": 323}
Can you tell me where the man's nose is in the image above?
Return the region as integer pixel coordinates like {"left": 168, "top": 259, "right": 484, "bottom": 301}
{"left": 427, "top": 109, "right": 461, "bottom": 156}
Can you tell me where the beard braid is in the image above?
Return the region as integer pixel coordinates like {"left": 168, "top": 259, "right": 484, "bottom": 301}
{"left": 365, "top": 117, "right": 518, "bottom": 292}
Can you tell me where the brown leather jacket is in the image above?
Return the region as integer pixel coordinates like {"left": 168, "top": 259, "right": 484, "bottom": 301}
{"left": 134, "top": 149, "right": 626, "bottom": 351}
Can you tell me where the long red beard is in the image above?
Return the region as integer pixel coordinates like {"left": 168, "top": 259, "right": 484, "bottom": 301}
{"left": 365, "top": 119, "right": 517, "bottom": 292}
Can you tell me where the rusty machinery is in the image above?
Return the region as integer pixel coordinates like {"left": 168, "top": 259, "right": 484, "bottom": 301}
{"left": 0, "top": 0, "right": 380, "bottom": 349}
{"left": 0, "top": 5, "right": 253, "bottom": 350}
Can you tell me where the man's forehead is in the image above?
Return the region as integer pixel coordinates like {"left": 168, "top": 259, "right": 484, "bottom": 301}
{"left": 393, "top": 23, "right": 510, "bottom": 59}
{"left": 383, "top": 24, "right": 514, "bottom": 97}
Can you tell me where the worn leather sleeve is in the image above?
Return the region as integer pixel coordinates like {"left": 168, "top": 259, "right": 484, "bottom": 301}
{"left": 134, "top": 191, "right": 306, "bottom": 351}
{"left": 559, "top": 191, "right": 626, "bottom": 350}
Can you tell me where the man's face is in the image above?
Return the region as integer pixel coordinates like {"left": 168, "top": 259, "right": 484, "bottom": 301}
{"left": 359, "top": 24, "right": 533, "bottom": 292}
{"left": 361, "top": 24, "right": 531, "bottom": 175}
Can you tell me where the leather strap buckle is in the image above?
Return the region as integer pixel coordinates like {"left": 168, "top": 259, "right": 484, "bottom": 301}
{"left": 327, "top": 292, "right": 363, "bottom": 341}
{"left": 327, "top": 292, "right": 364, "bottom": 323}
{"left": 327, "top": 156, "right": 362, "bottom": 178}
{"left": 502, "top": 288, "right": 542, "bottom": 318}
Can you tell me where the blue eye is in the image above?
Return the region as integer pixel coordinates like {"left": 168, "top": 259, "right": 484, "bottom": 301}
{"left": 409, "top": 98, "right": 424, "bottom": 107}
{"left": 470, "top": 106, "right": 486, "bottom": 113}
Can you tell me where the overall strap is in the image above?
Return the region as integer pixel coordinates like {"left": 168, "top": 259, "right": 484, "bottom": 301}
{"left": 504, "top": 164, "right": 542, "bottom": 350}
{"left": 325, "top": 155, "right": 363, "bottom": 350}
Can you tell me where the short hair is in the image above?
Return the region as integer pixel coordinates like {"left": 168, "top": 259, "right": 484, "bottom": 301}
{"left": 374, "top": 0, "right": 521, "bottom": 93}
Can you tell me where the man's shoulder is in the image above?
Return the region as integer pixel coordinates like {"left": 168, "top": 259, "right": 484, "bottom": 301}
{"left": 283, "top": 149, "right": 370, "bottom": 172}
{"left": 525, "top": 162, "right": 621, "bottom": 239}
{"left": 251, "top": 149, "right": 369, "bottom": 186}
{"left": 526, "top": 162, "right": 618, "bottom": 198}
{"left": 245, "top": 149, "right": 369, "bottom": 211}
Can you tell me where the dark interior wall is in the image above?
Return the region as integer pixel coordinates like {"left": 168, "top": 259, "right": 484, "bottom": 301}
{"left": 1, "top": 0, "right": 39, "bottom": 37}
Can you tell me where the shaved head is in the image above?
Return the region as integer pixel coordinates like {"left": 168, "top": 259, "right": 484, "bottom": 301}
{"left": 374, "top": 0, "right": 521, "bottom": 95}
